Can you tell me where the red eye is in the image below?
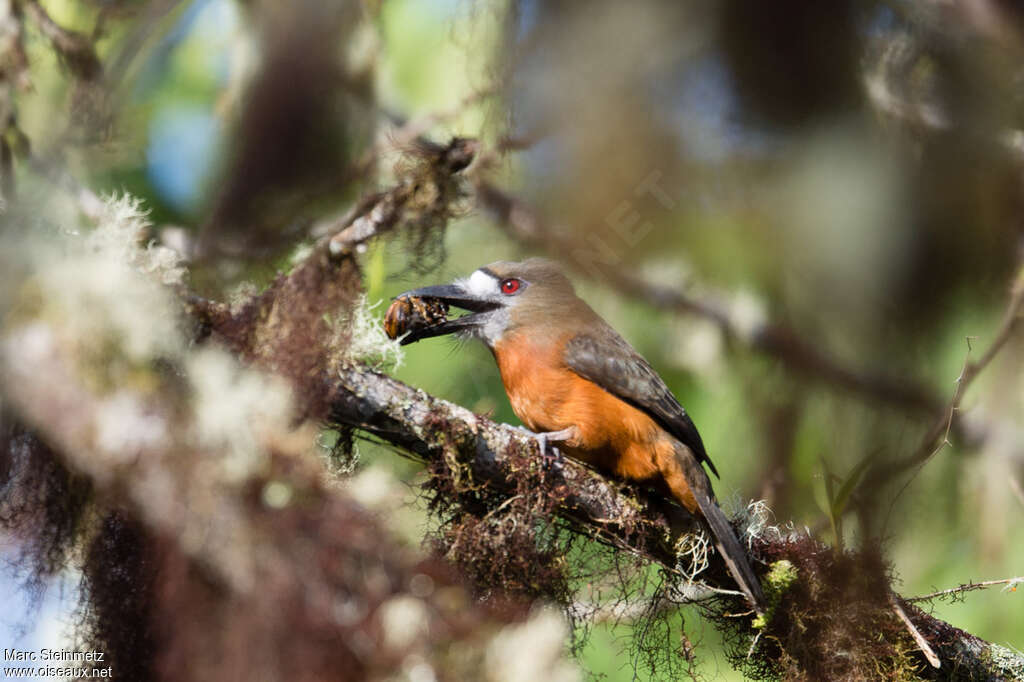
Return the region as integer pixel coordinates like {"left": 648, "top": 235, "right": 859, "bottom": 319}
{"left": 500, "top": 278, "right": 521, "bottom": 295}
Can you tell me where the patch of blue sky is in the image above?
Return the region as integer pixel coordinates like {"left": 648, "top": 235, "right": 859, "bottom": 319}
{"left": 0, "top": 544, "right": 81, "bottom": 663}
{"left": 146, "top": 107, "right": 221, "bottom": 214}
{"left": 663, "top": 52, "right": 781, "bottom": 162}
{"left": 515, "top": 0, "right": 541, "bottom": 41}
{"left": 189, "top": 0, "right": 240, "bottom": 85}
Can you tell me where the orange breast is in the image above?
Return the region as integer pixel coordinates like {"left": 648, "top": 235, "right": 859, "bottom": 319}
{"left": 492, "top": 332, "right": 697, "bottom": 511}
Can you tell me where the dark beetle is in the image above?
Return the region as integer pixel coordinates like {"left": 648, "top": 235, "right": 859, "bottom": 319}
{"left": 383, "top": 295, "right": 449, "bottom": 341}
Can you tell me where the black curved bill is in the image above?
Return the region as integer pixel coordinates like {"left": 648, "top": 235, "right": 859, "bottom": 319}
{"left": 394, "top": 284, "right": 498, "bottom": 345}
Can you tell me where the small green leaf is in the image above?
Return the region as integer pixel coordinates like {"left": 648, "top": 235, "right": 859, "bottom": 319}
{"left": 830, "top": 453, "right": 875, "bottom": 520}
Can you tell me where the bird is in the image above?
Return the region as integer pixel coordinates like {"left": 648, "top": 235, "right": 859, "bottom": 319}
{"left": 393, "top": 258, "right": 766, "bottom": 613}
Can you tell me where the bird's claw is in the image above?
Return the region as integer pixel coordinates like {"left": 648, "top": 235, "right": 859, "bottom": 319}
{"left": 517, "top": 426, "right": 571, "bottom": 471}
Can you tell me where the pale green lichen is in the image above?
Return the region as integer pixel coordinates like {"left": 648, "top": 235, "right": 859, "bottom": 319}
{"left": 89, "top": 194, "right": 186, "bottom": 287}
{"left": 228, "top": 280, "right": 261, "bottom": 314}
{"left": 982, "top": 642, "right": 1024, "bottom": 679}
{"left": 343, "top": 295, "right": 405, "bottom": 370}
{"left": 741, "top": 499, "right": 776, "bottom": 544}
{"left": 187, "top": 347, "right": 295, "bottom": 483}
{"left": 674, "top": 527, "right": 711, "bottom": 583}
{"left": 753, "top": 559, "right": 798, "bottom": 630}
{"left": 16, "top": 194, "right": 185, "bottom": 371}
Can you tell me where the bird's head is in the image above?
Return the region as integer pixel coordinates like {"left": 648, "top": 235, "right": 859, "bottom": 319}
{"left": 394, "top": 258, "right": 585, "bottom": 346}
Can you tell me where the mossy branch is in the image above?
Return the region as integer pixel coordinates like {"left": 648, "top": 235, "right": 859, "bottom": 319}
{"left": 329, "top": 364, "right": 704, "bottom": 563}
{"left": 326, "top": 362, "right": 1024, "bottom": 680}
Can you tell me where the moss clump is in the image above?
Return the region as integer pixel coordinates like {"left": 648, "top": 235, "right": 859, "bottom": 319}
{"left": 753, "top": 559, "right": 799, "bottom": 630}
{"left": 423, "top": 435, "right": 575, "bottom": 605}
{"left": 718, "top": 536, "right": 935, "bottom": 680}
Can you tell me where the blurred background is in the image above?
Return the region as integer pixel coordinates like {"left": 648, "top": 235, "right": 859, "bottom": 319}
{"left": 2, "top": 0, "right": 1023, "bottom": 679}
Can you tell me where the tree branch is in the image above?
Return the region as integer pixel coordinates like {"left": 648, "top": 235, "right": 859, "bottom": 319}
{"left": 907, "top": 576, "right": 1024, "bottom": 604}
{"left": 327, "top": 363, "right": 704, "bottom": 571}
{"left": 24, "top": 0, "right": 102, "bottom": 81}
{"left": 866, "top": 262, "right": 1024, "bottom": 492}
{"left": 325, "top": 361, "right": 1024, "bottom": 679}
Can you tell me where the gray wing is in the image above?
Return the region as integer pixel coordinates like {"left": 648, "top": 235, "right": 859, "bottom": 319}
{"left": 563, "top": 330, "right": 718, "bottom": 478}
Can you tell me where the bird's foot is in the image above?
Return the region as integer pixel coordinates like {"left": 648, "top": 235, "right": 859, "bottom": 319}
{"left": 517, "top": 426, "right": 574, "bottom": 470}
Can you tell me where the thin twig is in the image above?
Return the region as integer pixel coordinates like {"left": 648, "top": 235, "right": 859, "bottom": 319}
{"left": 348, "top": 85, "right": 500, "bottom": 183}
{"left": 571, "top": 597, "right": 673, "bottom": 624}
{"left": 317, "top": 137, "right": 478, "bottom": 254}
{"left": 906, "top": 576, "right": 1024, "bottom": 603}
{"left": 378, "top": 85, "right": 499, "bottom": 156}
{"left": 571, "top": 588, "right": 733, "bottom": 626}
{"left": 747, "top": 630, "right": 763, "bottom": 660}
{"left": 890, "top": 594, "right": 941, "bottom": 669}
{"left": 24, "top": 0, "right": 102, "bottom": 80}
{"left": 867, "top": 264, "right": 1024, "bottom": 521}
{"left": 886, "top": 264, "right": 1024, "bottom": 479}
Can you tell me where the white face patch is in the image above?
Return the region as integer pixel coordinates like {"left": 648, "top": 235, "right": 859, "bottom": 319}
{"left": 453, "top": 268, "right": 511, "bottom": 347}
{"left": 459, "top": 269, "right": 500, "bottom": 298}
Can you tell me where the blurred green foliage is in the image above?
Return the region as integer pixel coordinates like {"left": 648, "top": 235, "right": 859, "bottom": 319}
{"left": 365, "top": 4, "right": 1024, "bottom": 677}
{"left": 8, "top": 0, "right": 1022, "bottom": 678}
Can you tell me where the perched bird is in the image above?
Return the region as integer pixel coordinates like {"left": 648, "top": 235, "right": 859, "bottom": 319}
{"left": 394, "top": 258, "right": 765, "bottom": 613}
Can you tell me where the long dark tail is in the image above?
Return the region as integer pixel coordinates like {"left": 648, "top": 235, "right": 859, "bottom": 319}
{"left": 693, "top": 488, "right": 767, "bottom": 614}
{"left": 676, "top": 444, "right": 766, "bottom": 614}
